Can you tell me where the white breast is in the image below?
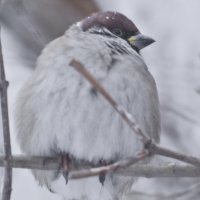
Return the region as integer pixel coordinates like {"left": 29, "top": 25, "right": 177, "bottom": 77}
{"left": 15, "top": 25, "right": 160, "bottom": 199}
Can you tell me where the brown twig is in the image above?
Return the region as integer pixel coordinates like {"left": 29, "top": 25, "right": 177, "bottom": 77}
{"left": 0, "top": 27, "right": 12, "bottom": 200}
{"left": 0, "top": 48, "right": 199, "bottom": 199}
{"left": 118, "top": 163, "right": 200, "bottom": 178}
{"left": 148, "top": 143, "right": 200, "bottom": 167}
{"left": 69, "top": 59, "right": 150, "bottom": 144}
{"left": 69, "top": 59, "right": 200, "bottom": 173}
{"left": 1, "top": 155, "right": 200, "bottom": 178}
{"left": 69, "top": 151, "right": 149, "bottom": 179}
{"left": 0, "top": 155, "right": 59, "bottom": 170}
{"left": 69, "top": 59, "right": 200, "bottom": 168}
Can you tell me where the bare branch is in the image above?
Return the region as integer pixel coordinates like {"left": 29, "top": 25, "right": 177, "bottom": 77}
{"left": 69, "top": 59, "right": 150, "bottom": 143}
{"left": 0, "top": 37, "right": 199, "bottom": 200}
{"left": 1, "top": 155, "right": 200, "bottom": 178}
{"left": 118, "top": 163, "right": 200, "bottom": 178}
{"left": 148, "top": 143, "right": 200, "bottom": 167}
{"left": 69, "top": 59, "right": 200, "bottom": 171}
{"left": 69, "top": 151, "right": 149, "bottom": 179}
{"left": 0, "top": 27, "right": 12, "bottom": 200}
{"left": 0, "top": 155, "right": 59, "bottom": 170}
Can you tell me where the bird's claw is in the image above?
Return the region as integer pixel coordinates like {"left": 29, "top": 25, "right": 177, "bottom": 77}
{"left": 98, "top": 159, "right": 107, "bottom": 185}
{"left": 60, "top": 154, "right": 71, "bottom": 184}
{"left": 99, "top": 173, "right": 106, "bottom": 186}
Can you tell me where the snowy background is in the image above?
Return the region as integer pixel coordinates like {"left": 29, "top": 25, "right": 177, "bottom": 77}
{"left": 1, "top": 0, "right": 200, "bottom": 199}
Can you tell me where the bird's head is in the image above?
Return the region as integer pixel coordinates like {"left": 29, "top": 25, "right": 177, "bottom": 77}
{"left": 78, "top": 11, "right": 155, "bottom": 52}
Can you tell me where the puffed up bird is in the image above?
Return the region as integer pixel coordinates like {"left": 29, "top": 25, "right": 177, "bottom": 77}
{"left": 15, "top": 11, "right": 160, "bottom": 200}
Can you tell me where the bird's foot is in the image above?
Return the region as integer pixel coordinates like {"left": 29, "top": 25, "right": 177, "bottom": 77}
{"left": 60, "top": 154, "right": 71, "bottom": 184}
{"left": 98, "top": 160, "right": 107, "bottom": 185}
{"left": 99, "top": 172, "right": 106, "bottom": 186}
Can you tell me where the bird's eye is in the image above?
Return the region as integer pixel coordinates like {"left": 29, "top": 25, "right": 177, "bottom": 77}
{"left": 112, "top": 28, "right": 123, "bottom": 37}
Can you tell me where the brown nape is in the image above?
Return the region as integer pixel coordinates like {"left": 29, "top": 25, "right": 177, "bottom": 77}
{"left": 80, "top": 11, "right": 140, "bottom": 36}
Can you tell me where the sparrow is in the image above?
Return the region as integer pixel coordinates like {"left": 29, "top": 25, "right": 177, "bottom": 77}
{"left": 15, "top": 11, "right": 160, "bottom": 200}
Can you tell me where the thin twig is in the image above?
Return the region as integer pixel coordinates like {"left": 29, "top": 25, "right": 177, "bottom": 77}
{"left": 1, "top": 155, "right": 200, "bottom": 178}
{"left": 118, "top": 163, "right": 200, "bottom": 178}
{"left": 69, "top": 59, "right": 150, "bottom": 144}
{"left": 148, "top": 143, "right": 200, "bottom": 167}
{"left": 0, "top": 27, "right": 12, "bottom": 200}
{"left": 69, "top": 151, "right": 149, "bottom": 179}
{"left": 0, "top": 155, "right": 59, "bottom": 170}
{"left": 69, "top": 59, "right": 200, "bottom": 170}
{"left": 0, "top": 47, "right": 199, "bottom": 199}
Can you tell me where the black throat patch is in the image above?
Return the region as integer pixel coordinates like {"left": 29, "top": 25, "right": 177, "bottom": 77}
{"left": 106, "top": 41, "right": 131, "bottom": 55}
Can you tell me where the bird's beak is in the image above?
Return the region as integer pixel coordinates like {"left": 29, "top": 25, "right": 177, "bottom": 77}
{"left": 128, "top": 34, "right": 155, "bottom": 50}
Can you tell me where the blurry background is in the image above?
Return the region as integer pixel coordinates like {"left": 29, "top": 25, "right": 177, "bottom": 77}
{"left": 0, "top": 0, "right": 200, "bottom": 199}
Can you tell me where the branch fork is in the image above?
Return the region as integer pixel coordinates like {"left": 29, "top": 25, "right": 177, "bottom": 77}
{"left": 0, "top": 52, "right": 200, "bottom": 200}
